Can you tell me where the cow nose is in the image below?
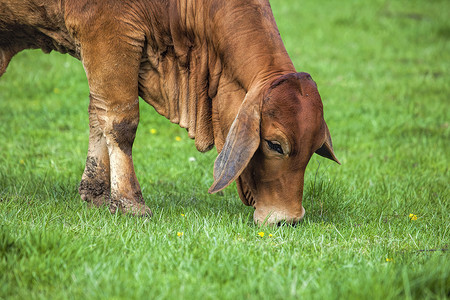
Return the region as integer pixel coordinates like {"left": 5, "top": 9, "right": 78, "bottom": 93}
{"left": 253, "top": 205, "right": 305, "bottom": 226}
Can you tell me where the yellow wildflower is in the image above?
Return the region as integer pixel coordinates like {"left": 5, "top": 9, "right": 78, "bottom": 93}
{"left": 175, "top": 136, "right": 182, "bottom": 141}
{"left": 181, "top": 213, "right": 185, "bottom": 217}
{"left": 269, "top": 234, "right": 273, "bottom": 237}
{"left": 150, "top": 129, "right": 157, "bottom": 134}
{"left": 386, "top": 258, "right": 392, "bottom": 262}
{"left": 409, "top": 214, "right": 418, "bottom": 221}
{"left": 258, "top": 232, "right": 264, "bottom": 237}
{"left": 177, "top": 232, "right": 183, "bottom": 237}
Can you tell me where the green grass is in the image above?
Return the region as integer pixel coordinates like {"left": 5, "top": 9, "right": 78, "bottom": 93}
{"left": 1, "top": 0, "right": 449, "bottom": 299}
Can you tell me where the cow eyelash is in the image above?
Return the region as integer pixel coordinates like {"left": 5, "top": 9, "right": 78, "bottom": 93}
{"left": 266, "top": 140, "right": 284, "bottom": 155}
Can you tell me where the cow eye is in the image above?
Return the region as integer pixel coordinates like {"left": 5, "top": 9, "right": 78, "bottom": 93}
{"left": 266, "top": 140, "right": 284, "bottom": 155}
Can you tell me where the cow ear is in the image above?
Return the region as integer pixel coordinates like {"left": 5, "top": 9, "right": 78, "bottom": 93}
{"left": 208, "top": 89, "right": 261, "bottom": 194}
{"left": 315, "top": 121, "right": 341, "bottom": 164}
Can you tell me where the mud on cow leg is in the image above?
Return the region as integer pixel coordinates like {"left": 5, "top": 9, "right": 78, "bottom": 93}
{"left": 79, "top": 157, "right": 110, "bottom": 206}
{"left": 105, "top": 109, "right": 152, "bottom": 217}
{"left": 82, "top": 95, "right": 152, "bottom": 217}
{"left": 79, "top": 102, "right": 111, "bottom": 207}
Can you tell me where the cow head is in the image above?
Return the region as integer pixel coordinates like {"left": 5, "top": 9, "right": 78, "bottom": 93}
{"left": 209, "top": 72, "right": 340, "bottom": 225}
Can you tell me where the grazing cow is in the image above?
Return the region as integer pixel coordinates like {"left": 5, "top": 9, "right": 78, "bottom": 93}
{"left": 0, "top": 0, "right": 340, "bottom": 224}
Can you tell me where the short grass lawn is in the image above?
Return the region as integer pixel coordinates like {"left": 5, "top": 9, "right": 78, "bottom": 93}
{"left": 0, "top": 0, "right": 449, "bottom": 299}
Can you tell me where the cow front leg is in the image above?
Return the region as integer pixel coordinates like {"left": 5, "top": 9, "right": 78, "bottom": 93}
{"left": 79, "top": 100, "right": 111, "bottom": 207}
{"left": 102, "top": 99, "right": 151, "bottom": 217}
{"left": 78, "top": 25, "right": 151, "bottom": 217}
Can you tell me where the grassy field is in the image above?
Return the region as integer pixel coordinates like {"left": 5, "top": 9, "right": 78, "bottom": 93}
{"left": 1, "top": 0, "right": 449, "bottom": 299}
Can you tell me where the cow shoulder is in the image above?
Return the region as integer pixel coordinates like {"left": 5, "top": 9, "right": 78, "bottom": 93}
{"left": 64, "top": 0, "right": 145, "bottom": 43}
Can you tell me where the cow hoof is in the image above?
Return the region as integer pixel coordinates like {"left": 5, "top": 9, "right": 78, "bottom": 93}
{"left": 79, "top": 180, "right": 110, "bottom": 207}
{"left": 110, "top": 198, "right": 153, "bottom": 218}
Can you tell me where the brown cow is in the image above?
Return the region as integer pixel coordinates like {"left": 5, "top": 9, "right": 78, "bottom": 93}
{"left": 0, "top": 0, "right": 340, "bottom": 225}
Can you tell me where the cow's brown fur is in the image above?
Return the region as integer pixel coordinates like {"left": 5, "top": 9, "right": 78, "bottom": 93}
{"left": 0, "top": 0, "right": 339, "bottom": 224}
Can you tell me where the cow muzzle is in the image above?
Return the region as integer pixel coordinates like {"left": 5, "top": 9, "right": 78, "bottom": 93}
{"left": 253, "top": 203, "right": 305, "bottom": 225}
{"left": 236, "top": 176, "right": 305, "bottom": 225}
